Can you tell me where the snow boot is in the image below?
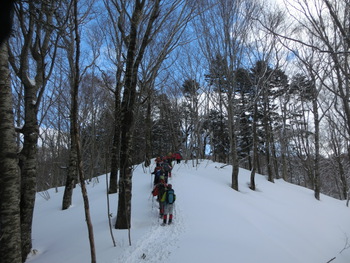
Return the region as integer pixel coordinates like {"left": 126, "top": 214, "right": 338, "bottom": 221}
{"left": 162, "top": 215, "right": 167, "bottom": 226}
{"left": 168, "top": 214, "right": 173, "bottom": 225}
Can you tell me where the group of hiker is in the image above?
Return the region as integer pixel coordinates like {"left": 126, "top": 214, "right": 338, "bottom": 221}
{"left": 151, "top": 152, "right": 182, "bottom": 226}
{"left": 157, "top": 152, "right": 183, "bottom": 165}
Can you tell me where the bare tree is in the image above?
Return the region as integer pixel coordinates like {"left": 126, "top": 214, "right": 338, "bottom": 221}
{"left": 61, "top": 0, "right": 98, "bottom": 210}
{"left": 54, "top": 0, "right": 97, "bottom": 260}
{"left": 115, "top": 0, "right": 162, "bottom": 231}
{"left": 101, "top": 0, "right": 125, "bottom": 194}
{"left": 102, "top": 0, "right": 196, "bottom": 230}
{"left": 137, "top": 4, "right": 196, "bottom": 164}
{"left": 254, "top": 0, "right": 343, "bottom": 199}
{"left": 324, "top": 111, "right": 349, "bottom": 199}
{"left": 195, "top": 0, "right": 258, "bottom": 190}
{"left": 8, "top": 1, "right": 63, "bottom": 258}
{"left": 73, "top": 0, "right": 96, "bottom": 258}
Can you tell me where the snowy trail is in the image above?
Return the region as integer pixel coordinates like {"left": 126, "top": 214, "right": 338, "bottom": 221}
{"left": 26, "top": 160, "right": 350, "bottom": 263}
{"left": 117, "top": 174, "right": 186, "bottom": 263}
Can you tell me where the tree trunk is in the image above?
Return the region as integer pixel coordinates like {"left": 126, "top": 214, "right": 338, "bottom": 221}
{"left": 263, "top": 91, "right": 274, "bottom": 183}
{"left": 279, "top": 96, "right": 289, "bottom": 181}
{"left": 227, "top": 92, "right": 239, "bottom": 191}
{"left": 19, "top": 86, "right": 39, "bottom": 262}
{"left": 271, "top": 133, "right": 280, "bottom": 179}
{"left": 109, "top": 123, "right": 120, "bottom": 194}
{"left": 71, "top": 0, "right": 96, "bottom": 260}
{"left": 8, "top": 2, "right": 58, "bottom": 259}
{"left": 337, "top": 158, "right": 347, "bottom": 200}
{"left": 250, "top": 103, "right": 258, "bottom": 190}
{"left": 144, "top": 92, "right": 152, "bottom": 167}
{"left": 115, "top": 67, "right": 135, "bottom": 229}
{"left": 109, "top": 78, "right": 122, "bottom": 194}
{"left": 0, "top": 43, "right": 22, "bottom": 263}
{"left": 231, "top": 148, "right": 239, "bottom": 191}
{"left": 115, "top": 0, "right": 161, "bottom": 229}
{"left": 313, "top": 94, "right": 321, "bottom": 200}
{"left": 62, "top": 114, "right": 78, "bottom": 209}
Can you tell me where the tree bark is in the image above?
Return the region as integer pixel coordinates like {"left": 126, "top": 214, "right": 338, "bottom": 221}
{"left": 312, "top": 86, "right": 321, "bottom": 200}
{"left": 62, "top": 118, "right": 78, "bottom": 209}
{"left": 144, "top": 90, "right": 152, "bottom": 167}
{"left": 0, "top": 43, "right": 22, "bottom": 263}
{"left": 250, "top": 103, "right": 259, "bottom": 190}
{"left": 19, "top": 82, "right": 40, "bottom": 263}
{"left": 115, "top": 0, "right": 143, "bottom": 229}
{"left": 109, "top": 73, "right": 122, "bottom": 194}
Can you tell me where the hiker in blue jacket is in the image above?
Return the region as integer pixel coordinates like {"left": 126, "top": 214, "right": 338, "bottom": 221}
{"left": 160, "top": 184, "right": 176, "bottom": 225}
{"left": 151, "top": 165, "right": 163, "bottom": 186}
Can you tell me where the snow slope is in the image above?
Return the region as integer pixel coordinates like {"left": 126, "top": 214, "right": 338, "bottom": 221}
{"left": 26, "top": 160, "right": 350, "bottom": 263}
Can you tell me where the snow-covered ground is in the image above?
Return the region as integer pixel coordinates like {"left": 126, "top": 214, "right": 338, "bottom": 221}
{"left": 26, "top": 160, "right": 350, "bottom": 263}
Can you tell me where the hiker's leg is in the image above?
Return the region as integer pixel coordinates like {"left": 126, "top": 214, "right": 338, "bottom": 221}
{"left": 168, "top": 214, "right": 173, "bottom": 224}
{"left": 160, "top": 202, "right": 164, "bottom": 216}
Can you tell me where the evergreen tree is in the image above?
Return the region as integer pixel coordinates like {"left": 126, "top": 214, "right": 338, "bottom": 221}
{"left": 250, "top": 61, "right": 289, "bottom": 181}
{"left": 205, "top": 54, "right": 231, "bottom": 163}
{"left": 235, "top": 67, "right": 254, "bottom": 169}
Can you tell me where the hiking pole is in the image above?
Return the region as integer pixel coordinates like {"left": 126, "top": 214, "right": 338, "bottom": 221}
{"left": 174, "top": 202, "right": 176, "bottom": 218}
{"left": 148, "top": 192, "right": 154, "bottom": 209}
{"left": 157, "top": 202, "right": 161, "bottom": 223}
{"left": 151, "top": 194, "right": 154, "bottom": 210}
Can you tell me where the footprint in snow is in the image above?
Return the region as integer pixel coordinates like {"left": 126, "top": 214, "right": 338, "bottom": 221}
{"left": 117, "top": 204, "right": 185, "bottom": 263}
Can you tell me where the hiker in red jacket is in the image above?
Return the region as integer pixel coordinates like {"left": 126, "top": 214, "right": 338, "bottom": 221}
{"left": 155, "top": 156, "right": 162, "bottom": 166}
{"left": 174, "top": 152, "right": 182, "bottom": 164}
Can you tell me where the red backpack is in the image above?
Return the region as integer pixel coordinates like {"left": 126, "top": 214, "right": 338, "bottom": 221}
{"left": 152, "top": 185, "right": 159, "bottom": 196}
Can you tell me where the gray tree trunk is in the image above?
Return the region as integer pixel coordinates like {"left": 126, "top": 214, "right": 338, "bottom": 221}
{"left": 144, "top": 91, "right": 152, "bottom": 167}
{"left": 62, "top": 125, "right": 78, "bottom": 210}
{"left": 0, "top": 43, "right": 22, "bottom": 263}
{"left": 109, "top": 76, "right": 122, "bottom": 194}
{"left": 19, "top": 81, "right": 40, "bottom": 262}
{"left": 250, "top": 103, "right": 259, "bottom": 190}
{"left": 263, "top": 89, "right": 274, "bottom": 183}
{"left": 312, "top": 87, "right": 321, "bottom": 200}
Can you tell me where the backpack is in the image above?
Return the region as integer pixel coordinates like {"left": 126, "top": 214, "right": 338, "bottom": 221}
{"left": 152, "top": 186, "right": 158, "bottom": 196}
{"left": 162, "top": 162, "right": 171, "bottom": 172}
{"left": 166, "top": 189, "right": 176, "bottom": 204}
{"left": 158, "top": 184, "right": 166, "bottom": 200}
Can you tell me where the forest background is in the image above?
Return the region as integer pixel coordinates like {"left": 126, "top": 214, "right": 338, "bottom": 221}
{"left": 1, "top": 0, "right": 350, "bottom": 263}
